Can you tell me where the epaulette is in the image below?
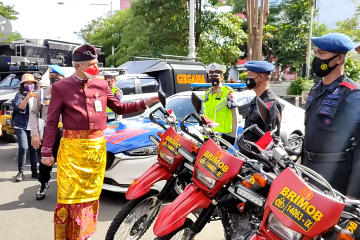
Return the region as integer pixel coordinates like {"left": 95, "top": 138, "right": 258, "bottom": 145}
{"left": 339, "top": 82, "right": 356, "bottom": 90}
{"left": 224, "top": 85, "right": 233, "bottom": 90}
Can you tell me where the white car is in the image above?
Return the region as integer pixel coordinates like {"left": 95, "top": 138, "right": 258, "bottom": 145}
{"left": 102, "top": 90, "right": 304, "bottom": 193}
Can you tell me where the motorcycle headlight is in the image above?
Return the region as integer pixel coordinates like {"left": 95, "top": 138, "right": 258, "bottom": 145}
{"left": 125, "top": 145, "right": 158, "bottom": 156}
{"left": 267, "top": 212, "right": 302, "bottom": 240}
{"left": 159, "top": 149, "right": 175, "bottom": 165}
{"left": 195, "top": 168, "right": 216, "bottom": 189}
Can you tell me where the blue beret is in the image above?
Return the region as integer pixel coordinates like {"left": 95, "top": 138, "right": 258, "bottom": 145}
{"left": 49, "top": 65, "right": 65, "bottom": 77}
{"left": 244, "top": 61, "right": 275, "bottom": 73}
{"left": 311, "top": 33, "right": 354, "bottom": 53}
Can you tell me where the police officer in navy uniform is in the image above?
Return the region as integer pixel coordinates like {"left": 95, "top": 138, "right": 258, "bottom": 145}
{"left": 303, "top": 33, "right": 360, "bottom": 199}
{"left": 243, "top": 61, "right": 282, "bottom": 142}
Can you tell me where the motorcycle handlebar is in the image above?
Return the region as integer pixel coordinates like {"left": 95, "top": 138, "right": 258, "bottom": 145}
{"left": 149, "top": 107, "right": 167, "bottom": 130}
{"left": 180, "top": 112, "right": 204, "bottom": 144}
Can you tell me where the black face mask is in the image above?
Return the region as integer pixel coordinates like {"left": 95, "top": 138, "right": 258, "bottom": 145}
{"left": 50, "top": 77, "right": 60, "bottom": 84}
{"left": 246, "top": 75, "right": 261, "bottom": 90}
{"left": 312, "top": 54, "right": 340, "bottom": 77}
{"left": 210, "top": 78, "right": 220, "bottom": 87}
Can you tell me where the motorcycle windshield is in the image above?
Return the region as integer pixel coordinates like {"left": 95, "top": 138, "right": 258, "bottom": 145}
{"left": 267, "top": 168, "right": 345, "bottom": 237}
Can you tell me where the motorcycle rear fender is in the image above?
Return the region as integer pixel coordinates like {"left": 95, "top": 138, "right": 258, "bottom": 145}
{"left": 126, "top": 163, "right": 172, "bottom": 200}
{"left": 248, "top": 234, "right": 266, "bottom": 240}
{"left": 153, "top": 184, "right": 212, "bottom": 237}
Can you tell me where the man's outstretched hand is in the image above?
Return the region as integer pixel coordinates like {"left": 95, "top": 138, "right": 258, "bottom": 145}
{"left": 145, "top": 96, "right": 159, "bottom": 107}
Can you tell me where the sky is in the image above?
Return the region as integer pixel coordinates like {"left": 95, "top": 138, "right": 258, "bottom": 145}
{"left": 3, "top": 0, "right": 121, "bottom": 43}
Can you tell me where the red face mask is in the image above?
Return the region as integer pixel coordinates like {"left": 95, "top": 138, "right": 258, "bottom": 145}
{"left": 81, "top": 64, "right": 99, "bottom": 79}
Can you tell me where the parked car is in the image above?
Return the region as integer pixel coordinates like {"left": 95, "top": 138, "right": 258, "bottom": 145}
{"left": 113, "top": 56, "right": 209, "bottom": 118}
{"left": 103, "top": 89, "right": 305, "bottom": 193}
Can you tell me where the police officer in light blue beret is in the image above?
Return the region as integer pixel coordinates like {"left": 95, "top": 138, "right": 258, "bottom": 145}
{"left": 49, "top": 65, "right": 65, "bottom": 84}
{"left": 242, "top": 60, "right": 282, "bottom": 142}
{"left": 303, "top": 33, "right": 360, "bottom": 199}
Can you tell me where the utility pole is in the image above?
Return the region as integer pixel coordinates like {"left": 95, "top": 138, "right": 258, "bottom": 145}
{"left": 306, "top": 0, "right": 315, "bottom": 78}
{"left": 188, "top": 0, "right": 196, "bottom": 62}
{"left": 110, "top": 1, "right": 114, "bottom": 67}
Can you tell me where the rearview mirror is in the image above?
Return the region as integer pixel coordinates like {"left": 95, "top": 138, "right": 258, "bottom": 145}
{"left": 158, "top": 91, "right": 166, "bottom": 108}
{"left": 191, "top": 92, "right": 202, "bottom": 114}
{"left": 256, "top": 97, "right": 271, "bottom": 128}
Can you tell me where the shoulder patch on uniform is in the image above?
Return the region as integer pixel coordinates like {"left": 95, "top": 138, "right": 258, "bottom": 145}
{"left": 346, "top": 92, "right": 360, "bottom": 103}
{"left": 340, "top": 82, "right": 356, "bottom": 90}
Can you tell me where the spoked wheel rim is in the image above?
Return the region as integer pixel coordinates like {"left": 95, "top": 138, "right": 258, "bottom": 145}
{"left": 170, "top": 228, "right": 193, "bottom": 240}
{"left": 114, "top": 196, "right": 160, "bottom": 240}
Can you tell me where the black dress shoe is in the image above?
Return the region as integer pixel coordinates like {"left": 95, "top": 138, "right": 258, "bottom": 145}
{"left": 36, "top": 182, "right": 50, "bottom": 200}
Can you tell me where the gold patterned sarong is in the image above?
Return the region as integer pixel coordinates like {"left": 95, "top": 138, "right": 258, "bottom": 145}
{"left": 57, "top": 129, "right": 106, "bottom": 204}
{"left": 54, "top": 130, "right": 105, "bottom": 240}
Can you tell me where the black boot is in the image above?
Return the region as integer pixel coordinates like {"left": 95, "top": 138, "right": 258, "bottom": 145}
{"left": 36, "top": 182, "right": 49, "bottom": 200}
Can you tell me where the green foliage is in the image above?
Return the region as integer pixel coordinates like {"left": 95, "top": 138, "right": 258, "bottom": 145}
{"left": 328, "top": 4, "right": 360, "bottom": 42}
{"left": 239, "top": 71, "right": 247, "bottom": 81}
{"left": 345, "top": 56, "right": 360, "bottom": 82}
{"left": 76, "top": 0, "right": 247, "bottom": 67}
{"left": 3, "top": 31, "right": 22, "bottom": 43}
{"left": 271, "top": 0, "right": 312, "bottom": 67}
{"left": 0, "top": 2, "right": 18, "bottom": 20}
{"left": 288, "top": 77, "right": 314, "bottom": 95}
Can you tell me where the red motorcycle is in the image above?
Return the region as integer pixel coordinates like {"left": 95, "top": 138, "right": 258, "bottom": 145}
{"left": 105, "top": 91, "right": 199, "bottom": 240}
{"left": 106, "top": 92, "right": 225, "bottom": 240}
{"left": 153, "top": 96, "right": 360, "bottom": 240}
{"left": 248, "top": 165, "right": 360, "bottom": 240}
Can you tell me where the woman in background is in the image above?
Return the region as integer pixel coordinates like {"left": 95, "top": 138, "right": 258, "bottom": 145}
{"left": 12, "top": 73, "right": 39, "bottom": 182}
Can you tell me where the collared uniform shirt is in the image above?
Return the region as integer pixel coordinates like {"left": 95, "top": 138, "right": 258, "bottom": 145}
{"left": 244, "top": 89, "right": 282, "bottom": 143}
{"left": 303, "top": 75, "right": 360, "bottom": 198}
{"left": 41, "top": 75, "right": 147, "bottom": 158}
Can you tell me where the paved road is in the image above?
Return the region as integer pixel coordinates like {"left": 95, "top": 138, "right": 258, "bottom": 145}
{"left": 0, "top": 138, "right": 224, "bottom": 240}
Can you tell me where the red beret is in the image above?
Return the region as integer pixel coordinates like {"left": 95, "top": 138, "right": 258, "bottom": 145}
{"left": 72, "top": 44, "right": 98, "bottom": 62}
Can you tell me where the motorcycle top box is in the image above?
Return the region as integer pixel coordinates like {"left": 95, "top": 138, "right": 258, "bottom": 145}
{"left": 158, "top": 126, "right": 195, "bottom": 172}
{"left": 260, "top": 167, "right": 345, "bottom": 239}
{"left": 192, "top": 138, "right": 245, "bottom": 198}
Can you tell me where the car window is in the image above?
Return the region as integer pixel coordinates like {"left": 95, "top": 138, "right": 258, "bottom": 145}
{"left": 116, "top": 78, "right": 136, "bottom": 95}
{"left": 142, "top": 95, "right": 198, "bottom": 122}
{"left": 139, "top": 78, "right": 158, "bottom": 93}
{"left": 0, "top": 75, "right": 21, "bottom": 88}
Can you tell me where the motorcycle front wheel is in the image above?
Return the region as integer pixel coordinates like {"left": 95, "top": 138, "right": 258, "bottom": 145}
{"left": 105, "top": 190, "right": 161, "bottom": 240}
{"left": 154, "top": 218, "right": 195, "bottom": 240}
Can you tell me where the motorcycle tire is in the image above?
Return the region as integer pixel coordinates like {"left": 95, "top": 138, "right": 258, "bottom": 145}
{"left": 154, "top": 218, "right": 195, "bottom": 240}
{"left": 105, "top": 190, "right": 160, "bottom": 240}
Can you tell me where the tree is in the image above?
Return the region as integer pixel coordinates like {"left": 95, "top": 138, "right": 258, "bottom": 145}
{"left": 329, "top": 4, "right": 360, "bottom": 42}
{"left": 4, "top": 31, "right": 22, "bottom": 43}
{"left": 0, "top": 2, "right": 19, "bottom": 20}
{"left": 246, "top": 0, "right": 270, "bottom": 60}
{"left": 0, "top": 2, "right": 21, "bottom": 42}
{"left": 270, "top": 0, "right": 312, "bottom": 68}
{"left": 76, "top": 0, "right": 247, "bottom": 67}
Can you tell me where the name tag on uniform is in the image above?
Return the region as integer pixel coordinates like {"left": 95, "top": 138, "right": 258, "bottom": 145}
{"left": 94, "top": 100, "right": 103, "bottom": 112}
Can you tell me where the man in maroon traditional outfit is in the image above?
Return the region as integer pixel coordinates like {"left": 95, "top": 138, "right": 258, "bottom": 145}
{"left": 41, "top": 44, "right": 158, "bottom": 240}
